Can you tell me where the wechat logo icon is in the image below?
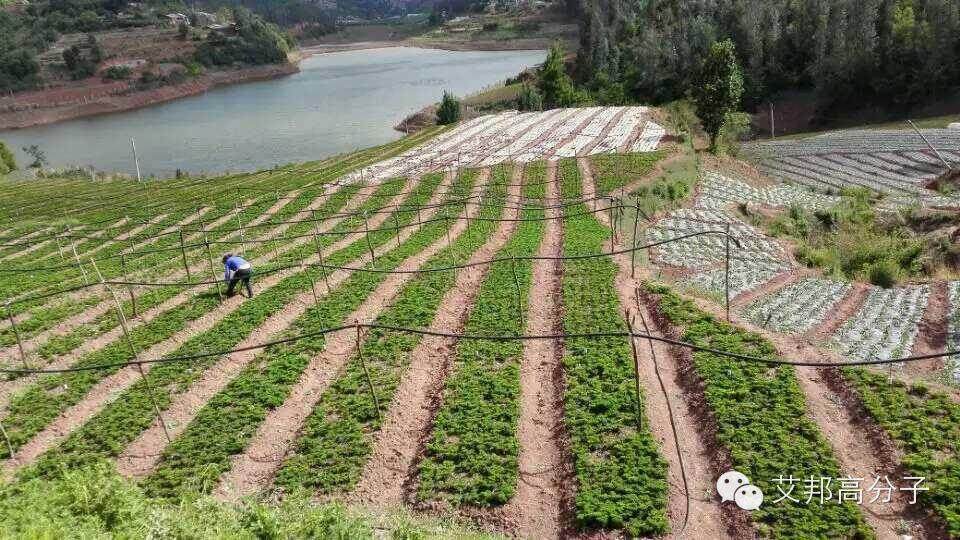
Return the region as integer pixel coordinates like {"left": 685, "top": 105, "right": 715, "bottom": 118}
{"left": 717, "top": 470, "right": 764, "bottom": 510}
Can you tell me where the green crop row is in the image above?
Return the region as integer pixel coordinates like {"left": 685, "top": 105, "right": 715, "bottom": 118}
{"left": 588, "top": 151, "right": 666, "bottom": 195}
{"left": 556, "top": 158, "right": 669, "bottom": 537}
{"left": 274, "top": 167, "right": 509, "bottom": 495}
{"left": 842, "top": 368, "right": 960, "bottom": 536}
{"left": 414, "top": 163, "right": 545, "bottom": 507}
{"left": 21, "top": 175, "right": 436, "bottom": 481}
{"left": 644, "top": 283, "right": 872, "bottom": 538}
{"left": 0, "top": 181, "right": 406, "bottom": 461}
{"left": 4, "top": 185, "right": 361, "bottom": 378}
{"left": 138, "top": 172, "right": 471, "bottom": 499}
{"left": 0, "top": 126, "right": 446, "bottom": 313}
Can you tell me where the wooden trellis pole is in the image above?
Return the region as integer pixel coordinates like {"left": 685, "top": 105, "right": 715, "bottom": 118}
{"left": 393, "top": 212, "right": 401, "bottom": 248}
{"left": 310, "top": 210, "right": 331, "bottom": 293}
{"left": 203, "top": 234, "right": 223, "bottom": 301}
{"left": 120, "top": 253, "right": 138, "bottom": 317}
{"left": 303, "top": 257, "right": 319, "bottom": 305}
{"left": 725, "top": 223, "right": 731, "bottom": 322}
{"left": 0, "top": 420, "right": 14, "bottom": 459}
{"left": 5, "top": 301, "right": 28, "bottom": 370}
{"left": 355, "top": 324, "right": 381, "bottom": 423}
{"left": 178, "top": 228, "right": 191, "bottom": 280}
{"left": 632, "top": 198, "right": 642, "bottom": 278}
{"left": 362, "top": 211, "right": 375, "bottom": 262}
{"left": 71, "top": 244, "right": 89, "bottom": 285}
{"left": 90, "top": 258, "right": 171, "bottom": 443}
{"left": 623, "top": 309, "right": 644, "bottom": 430}
{"left": 510, "top": 257, "right": 525, "bottom": 329}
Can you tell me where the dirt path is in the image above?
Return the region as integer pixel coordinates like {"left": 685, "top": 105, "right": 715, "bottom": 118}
{"left": 730, "top": 269, "right": 807, "bottom": 309}
{"left": 579, "top": 157, "right": 731, "bottom": 539}
{"left": 213, "top": 170, "right": 495, "bottom": 499}
{"left": 348, "top": 167, "right": 525, "bottom": 506}
{"left": 666, "top": 264, "right": 928, "bottom": 538}
{"left": 115, "top": 174, "right": 464, "bottom": 478}
{"left": 0, "top": 180, "right": 419, "bottom": 473}
{"left": 498, "top": 162, "right": 572, "bottom": 539}
{"left": 587, "top": 150, "right": 927, "bottom": 538}
{"left": 808, "top": 283, "right": 872, "bottom": 340}
{"left": 910, "top": 280, "right": 949, "bottom": 376}
{"left": 123, "top": 207, "right": 213, "bottom": 255}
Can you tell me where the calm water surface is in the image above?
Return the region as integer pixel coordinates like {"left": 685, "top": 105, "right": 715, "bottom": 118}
{"left": 1, "top": 47, "right": 545, "bottom": 177}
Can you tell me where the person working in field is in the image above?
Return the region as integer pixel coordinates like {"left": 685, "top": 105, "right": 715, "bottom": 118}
{"left": 222, "top": 253, "right": 254, "bottom": 298}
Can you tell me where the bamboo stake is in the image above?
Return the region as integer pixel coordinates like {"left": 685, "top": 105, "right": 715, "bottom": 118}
{"left": 0, "top": 421, "right": 14, "bottom": 459}
{"left": 304, "top": 258, "right": 319, "bottom": 305}
{"left": 725, "top": 223, "right": 731, "bottom": 322}
{"left": 393, "top": 212, "right": 401, "bottom": 248}
{"left": 203, "top": 234, "right": 223, "bottom": 301}
{"left": 510, "top": 257, "right": 525, "bottom": 329}
{"left": 632, "top": 198, "right": 641, "bottom": 278}
{"left": 355, "top": 324, "right": 381, "bottom": 422}
{"left": 91, "top": 258, "right": 171, "bottom": 443}
{"left": 362, "top": 211, "right": 375, "bottom": 262}
{"left": 310, "top": 210, "right": 331, "bottom": 293}
{"left": 120, "top": 253, "right": 138, "bottom": 317}
{"left": 623, "top": 309, "right": 644, "bottom": 430}
{"left": 71, "top": 244, "right": 89, "bottom": 285}
{"left": 178, "top": 228, "right": 191, "bottom": 280}
{"left": 5, "top": 301, "right": 28, "bottom": 370}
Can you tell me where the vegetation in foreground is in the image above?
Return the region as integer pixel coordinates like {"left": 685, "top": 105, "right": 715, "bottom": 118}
{"left": 0, "top": 462, "right": 496, "bottom": 539}
{"left": 752, "top": 189, "right": 960, "bottom": 286}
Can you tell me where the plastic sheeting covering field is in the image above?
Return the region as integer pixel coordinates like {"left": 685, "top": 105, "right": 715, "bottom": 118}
{"left": 342, "top": 107, "right": 664, "bottom": 184}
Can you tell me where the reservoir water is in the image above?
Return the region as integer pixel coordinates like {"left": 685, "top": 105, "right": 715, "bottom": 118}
{"left": 0, "top": 47, "right": 546, "bottom": 177}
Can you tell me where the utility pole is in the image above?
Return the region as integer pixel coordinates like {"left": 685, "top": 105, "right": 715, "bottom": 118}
{"left": 769, "top": 102, "right": 775, "bottom": 139}
{"left": 131, "top": 138, "right": 142, "bottom": 183}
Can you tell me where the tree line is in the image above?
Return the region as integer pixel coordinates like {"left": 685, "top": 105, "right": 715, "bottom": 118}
{"left": 573, "top": 0, "right": 960, "bottom": 116}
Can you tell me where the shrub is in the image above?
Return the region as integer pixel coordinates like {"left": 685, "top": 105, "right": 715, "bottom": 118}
{"left": 0, "top": 141, "right": 16, "bottom": 172}
{"left": 102, "top": 66, "right": 131, "bottom": 80}
{"left": 436, "top": 91, "right": 461, "bottom": 125}
{"left": 866, "top": 259, "right": 899, "bottom": 288}
{"left": 516, "top": 83, "right": 542, "bottom": 111}
{"left": 516, "top": 20, "right": 541, "bottom": 32}
{"left": 482, "top": 22, "right": 499, "bottom": 32}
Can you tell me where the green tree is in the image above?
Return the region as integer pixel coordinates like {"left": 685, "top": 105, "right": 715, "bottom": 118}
{"left": 0, "top": 141, "right": 16, "bottom": 173}
{"left": 692, "top": 39, "right": 744, "bottom": 153}
{"left": 22, "top": 145, "right": 47, "bottom": 169}
{"left": 436, "top": 91, "right": 461, "bottom": 125}
{"left": 538, "top": 43, "right": 583, "bottom": 108}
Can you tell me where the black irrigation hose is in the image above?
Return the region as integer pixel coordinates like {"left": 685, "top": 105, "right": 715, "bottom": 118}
{"left": 0, "top": 202, "right": 639, "bottom": 274}
{"left": 24, "top": 232, "right": 738, "bottom": 294}
{"left": 1, "top": 323, "right": 956, "bottom": 376}
{"left": 0, "top": 178, "right": 629, "bottom": 248}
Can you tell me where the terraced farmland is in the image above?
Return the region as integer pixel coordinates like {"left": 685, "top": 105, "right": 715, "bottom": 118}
{"left": 1, "top": 108, "right": 959, "bottom": 539}
{"left": 746, "top": 129, "right": 960, "bottom": 208}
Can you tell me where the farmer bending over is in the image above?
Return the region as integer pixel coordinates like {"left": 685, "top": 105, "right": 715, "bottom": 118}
{"left": 222, "top": 253, "right": 253, "bottom": 298}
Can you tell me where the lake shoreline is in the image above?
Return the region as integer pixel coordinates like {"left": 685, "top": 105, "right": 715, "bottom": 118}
{"left": 1, "top": 38, "right": 554, "bottom": 132}
{"left": 0, "top": 63, "right": 300, "bottom": 131}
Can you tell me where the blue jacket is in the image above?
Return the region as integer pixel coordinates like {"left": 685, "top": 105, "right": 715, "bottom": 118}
{"left": 224, "top": 255, "right": 251, "bottom": 280}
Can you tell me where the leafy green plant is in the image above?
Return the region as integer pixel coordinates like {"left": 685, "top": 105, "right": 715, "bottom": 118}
{"left": 415, "top": 163, "right": 546, "bottom": 506}
{"left": 275, "top": 168, "right": 508, "bottom": 494}
{"left": 842, "top": 368, "right": 960, "bottom": 537}
{"left": 644, "top": 283, "right": 872, "bottom": 538}
{"left": 557, "top": 159, "right": 669, "bottom": 536}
